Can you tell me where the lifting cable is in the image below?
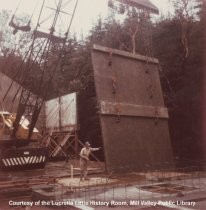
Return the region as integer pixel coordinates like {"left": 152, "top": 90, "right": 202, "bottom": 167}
{"left": 36, "top": 0, "right": 46, "bottom": 29}
{"left": 9, "top": 0, "right": 39, "bottom": 34}
{"left": 28, "top": 0, "right": 78, "bottom": 139}
{"left": 140, "top": 9, "right": 159, "bottom": 125}
{"left": 9, "top": 0, "right": 78, "bottom": 139}
{"left": 43, "top": 0, "right": 79, "bottom": 100}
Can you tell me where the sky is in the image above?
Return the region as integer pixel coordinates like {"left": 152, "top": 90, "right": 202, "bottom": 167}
{"left": 0, "top": 0, "right": 172, "bottom": 37}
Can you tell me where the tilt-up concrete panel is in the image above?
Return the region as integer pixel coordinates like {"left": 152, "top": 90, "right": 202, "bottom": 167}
{"left": 91, "top": 45, "right": 174, "bottom": 173}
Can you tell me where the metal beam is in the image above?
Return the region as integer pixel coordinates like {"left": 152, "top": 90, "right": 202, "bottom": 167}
{"left": 93, "top": 44, "right": 159, "bottom": 64}
{"left": 99, "top": 101, "right": 169, "bottom": 119}
{"left": 114, "top": 0, "right": 159, "bottom": 14}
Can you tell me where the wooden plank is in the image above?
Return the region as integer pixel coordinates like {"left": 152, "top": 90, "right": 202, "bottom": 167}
{"left": 99, "top": 101, "right": 169, "bottom": 119}
{"left": 93, "top": 44, "right": 159, "bottom": 64}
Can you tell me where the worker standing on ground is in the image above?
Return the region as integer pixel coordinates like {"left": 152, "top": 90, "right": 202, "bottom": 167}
{"left": 79, "top": 142, "right": 101, "bottom": 181}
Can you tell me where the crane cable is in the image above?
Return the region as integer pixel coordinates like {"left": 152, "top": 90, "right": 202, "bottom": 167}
{"left": 43, "top": 0, "right": 79, "bottom": 101}
{"left": 27, "top": 0, "right": 79, "bottom": 139}
{"left": 9, "top": 0, "right": 40, "bottom": 34}
{"left": 13, "top": 0, "right": 22, "bottom": 16}
{"left": 141, "top": 9, "right": 159, "bottom": 124}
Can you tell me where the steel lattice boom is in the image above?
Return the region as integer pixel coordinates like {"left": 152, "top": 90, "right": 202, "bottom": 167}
{"left": 11, "top": 0, "right": 78, "bottom": 140}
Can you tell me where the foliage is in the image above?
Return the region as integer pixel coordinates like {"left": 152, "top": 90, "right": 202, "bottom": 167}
{"left": 152, "top": 0, "right": 204, "bottom": 161}
{"left": 0, "top": 10, "right": 32, "bottom": 57}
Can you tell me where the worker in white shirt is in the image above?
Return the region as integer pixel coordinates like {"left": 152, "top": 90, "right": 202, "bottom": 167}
{"left": 79, "top": 141, "right": 101, "bottom": 181}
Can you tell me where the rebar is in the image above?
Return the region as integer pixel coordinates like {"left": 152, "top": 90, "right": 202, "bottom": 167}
{"left": 23, "top": 161, "right": 206, "bottom": 205}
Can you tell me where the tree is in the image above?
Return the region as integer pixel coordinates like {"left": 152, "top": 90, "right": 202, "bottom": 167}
{"left": 0, "top": 10, "right": 31, "bottom": 58}
{"left": 0, "top": 9, "right": 32, "bottom": 82}
{"left": 152, "top": 0, "right": 204, "bottom": 163}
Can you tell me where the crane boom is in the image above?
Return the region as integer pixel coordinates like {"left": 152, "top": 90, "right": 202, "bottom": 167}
{"left": 11, "top": 0, "right": 79, "bottom": 140}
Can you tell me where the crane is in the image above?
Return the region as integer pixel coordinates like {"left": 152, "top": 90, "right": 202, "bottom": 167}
{"left": 0, "top": 0, "right": 79, "bottom": 170}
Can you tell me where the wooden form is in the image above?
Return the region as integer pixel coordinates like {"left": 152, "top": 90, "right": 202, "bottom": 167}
{"left": 42, "top": 131, "right": 78, "bottom": 158}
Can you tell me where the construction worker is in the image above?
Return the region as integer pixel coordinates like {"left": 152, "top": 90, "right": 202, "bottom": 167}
{"left": 79, "top": 142, "right": 101, "bottom": 181}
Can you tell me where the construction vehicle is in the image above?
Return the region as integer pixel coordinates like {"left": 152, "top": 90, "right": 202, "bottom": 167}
{"left": 0, "top": 110, "right": 47, "bottom": 169}
{"left": 0, "top": 0, "right": 78, "bottom": 170}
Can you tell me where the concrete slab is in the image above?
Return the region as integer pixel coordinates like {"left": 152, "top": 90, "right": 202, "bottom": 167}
{"left": 58, "top": 177, "right": 118, "bottom": 188}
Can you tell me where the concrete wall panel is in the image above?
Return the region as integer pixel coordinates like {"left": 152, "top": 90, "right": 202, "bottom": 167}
{"left": 92, "top": 45, "right": 174, "bottom": 172}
